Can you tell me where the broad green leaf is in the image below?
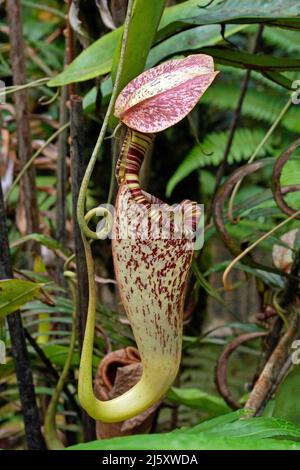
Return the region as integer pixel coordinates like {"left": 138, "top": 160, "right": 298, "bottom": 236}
{"left": 262, "top": 71, "right": 294, "bottom": 90}
{"left": 272, "top": 366, "right": 300, "bottom": 426}
{"left": 233, "top": 265, "right": 285, "bottom": 289}
{"left": 68, "top": 434, "right": 300, "bottom": 451}
{"left": 0, "top": 279, "right": 43, "bottom": 319}
{"left": 175, "top": 0, "right": 300, "bottom": 31}
{"left": 47, "top": 28, "right": 120, "bottom": 87}
{"left": 67, "top": 412, "right": 300, "bottom": 450}
{"left": 41, "top": 344, "right": 80, "bottom": 368}
{"left": 157, "top": 0, "right": 223, "bottom": 39}
{"left": 192, "top": 414, "right": 300, "bottom": 440}
{"left": 168, "top": 387, "right": 231, "bottom": 415}
{"left": 201, "top": 46, "right": 300, "bottom": 72}
{"left": 263, "top": 27, "right": 300, "bottom": 54}
{"left": 147, "top": 24, "right": 247, "bottom": 69}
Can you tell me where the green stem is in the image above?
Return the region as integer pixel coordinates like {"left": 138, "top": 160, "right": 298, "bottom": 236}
{"left": 0, "top": 77, "right": 50, "bottom": 98}
{"left": 107, "top": 126, "right": 124, "bottom": 205}
{"left": 76, "top": 0, "right": 134, "bottom": 241}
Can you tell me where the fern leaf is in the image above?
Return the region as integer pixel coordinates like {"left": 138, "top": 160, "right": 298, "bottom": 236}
{"left": 201, "top": 83, "right": 300, "bottom": 132}
{"left": 280, "top": 158, "right": 300, "bottom": 186}
{"left": 166, "top": 128, "right": 279, "bottom": 196}
{"left": 219, "top": 65, "right": 283, "bottom": 91}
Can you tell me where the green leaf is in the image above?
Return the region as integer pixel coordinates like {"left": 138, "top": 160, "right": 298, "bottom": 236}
{"left": 67, "top": 412, "right": 300, "bottom": 450}
{"left": 10, "top": 233, "right": 70, "bottom": 255}
{"left": 147, "top": 24, "right": 247, "bottom": 69}
{"left": 41, "top": 344, "right": 80, "bottom": 368}
{"left": 264, "top": 27, "right": 300, "bottom": 54}
{"left": 157, "top": 0, "right": 222, "bottom": 39}
{"left": 48, "top": 2, "right": 165, "bottom": 89}
{"left": 261, "top": 71, "right": 294, "bottom": 90}
{"left": 0, "top": 279, "right": 43, "bottom": 319}
{"left": 280, "top": 159, "right": 300, "bottom": 186}
{"left": 178, "top": 0, "right": 300, "bottom": 30}
{"left": 201, "top": 46, "right": 300, "bottom": 72}
{"left": 237, "top": 265, "right": 285, "bottom": 289}
{"left": 47, "top": 28, "right": 121, "bottom": 87}
{"left": 46, "top": 1, "right": 238, "bottom": 90}
{"left": 201, "top": 83, "right": 299, "bottom": 131}
{"left": 167, "top": 387, "right": 231, "bottom": 415}
{"left": 40, "top": 344, "right": 100, "bottom": 371}
{"left": 272, "top": 366, "right": 300, "bottom": 426}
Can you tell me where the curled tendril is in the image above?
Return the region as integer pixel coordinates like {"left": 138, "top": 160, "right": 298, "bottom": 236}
{"left": 213, "top": 158, "right": 286, "bottom": 277}
{"left": 214, "top": 159, "right": 268, "bottom": 257}
{"left": 272, "top": 139, "right": 300, "bottom": 221}
{"left": 216, "top": 331, "right": 267, "bottom": 410}
{"left": 84, "top": 206, "right": 113, "bottom": 241}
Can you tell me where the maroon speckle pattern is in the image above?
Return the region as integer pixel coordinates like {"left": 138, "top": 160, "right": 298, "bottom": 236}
{"left": 114, "top": 54, "right": 218, "bottom": 133}
{"left": 112, "top": 182, "right": 196, "bottom": 366}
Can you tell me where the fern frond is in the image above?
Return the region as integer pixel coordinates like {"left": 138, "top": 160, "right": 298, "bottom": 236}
{"left": 280, "top": 158, "right": 300, "bottom": 186}
{"left": 219, "top": 65, "right": 283, "bottom": 92}
{"left": 166, "top": 128, "right": 280, "bottom": 196}
{"left": 201, "top": 83, "right": 300, "bottom": 133}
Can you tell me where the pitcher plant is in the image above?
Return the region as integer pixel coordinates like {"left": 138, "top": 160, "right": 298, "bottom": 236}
{"left": 78, "top": 54, "right": 218, "bottom": 422}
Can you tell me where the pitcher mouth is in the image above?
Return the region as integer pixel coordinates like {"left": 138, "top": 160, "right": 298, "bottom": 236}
{"left": 113, "top": 181, "right": 202, "bottom": 244}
